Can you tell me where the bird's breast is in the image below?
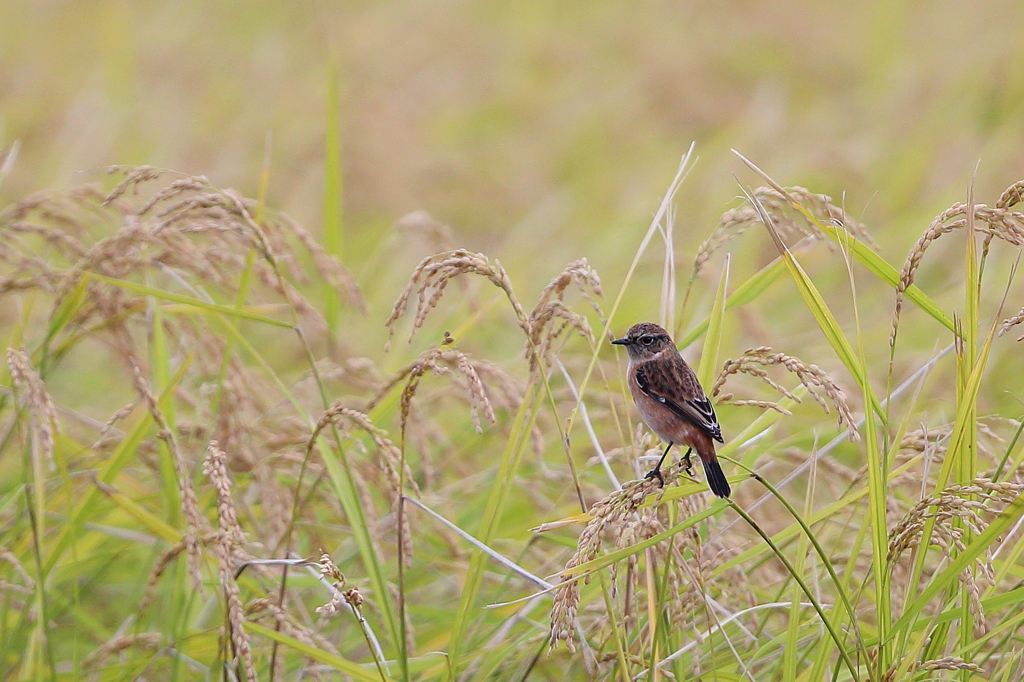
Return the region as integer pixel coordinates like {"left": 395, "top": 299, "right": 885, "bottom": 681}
{"left": 627, "top": 362, "right": 712, "bottom": 450}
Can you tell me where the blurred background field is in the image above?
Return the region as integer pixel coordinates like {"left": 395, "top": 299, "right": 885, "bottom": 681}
{"left": 3, "top": 1, "right": 1024, "bottom": 680}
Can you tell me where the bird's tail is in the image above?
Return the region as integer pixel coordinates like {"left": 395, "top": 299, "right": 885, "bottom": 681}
{"left": 701, "top": 454, "right": 731, "bottom": 498}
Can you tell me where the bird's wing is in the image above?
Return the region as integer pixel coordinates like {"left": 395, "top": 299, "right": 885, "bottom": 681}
{"left": 635, "top": 354, "right": 724, "bottom": 443}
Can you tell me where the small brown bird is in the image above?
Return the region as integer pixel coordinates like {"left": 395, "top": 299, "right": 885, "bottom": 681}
{"left": 613, "top": 322, "right": 730, "bottom": 497}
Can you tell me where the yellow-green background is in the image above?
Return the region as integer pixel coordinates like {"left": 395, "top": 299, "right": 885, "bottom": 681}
{"left": 3, "top": 1, "right": 1024, "bottom": 679}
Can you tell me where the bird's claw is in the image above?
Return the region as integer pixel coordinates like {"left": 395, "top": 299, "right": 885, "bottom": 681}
{"left": 644, "top": 467, "right": 665, "bottom": 487}
{"left": 683, "top": 450, "right": 694, "bottom": 476}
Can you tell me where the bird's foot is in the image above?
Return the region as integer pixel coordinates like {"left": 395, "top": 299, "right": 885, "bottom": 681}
{"left": 644, "top": 467, "right": 665, "bottom": 487}
{"left": 682, "top": 448, "right": 694, "bottom": 477}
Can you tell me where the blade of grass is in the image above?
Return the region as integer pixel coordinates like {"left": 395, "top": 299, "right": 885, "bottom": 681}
{"left": 447, "top": 385, "right": 541, "bottom": 677}
{"left": 838, "top": 223, "right": 890, "bottom": 675}
{"left": 957, "top": 180, "right": 980, "bottom": 678}
{"left": 696, "top": 254, "right": 729, "bottom": 389}
{"left": 38, "top": 272, "right": 91, "bottom": 378}
{"left": 93, "top": 479, "right": 182, "bottom": 543}
{"left": 728, "top": 501, "right": 859, "bottom": 682}
{"left": 991, "top": 414, "right": 1024, "bottom": 482}
{"left": 88, "top": 273, "right": 293, "bottom": 328}
{"left": 677, "top": 251, "right": 791, "bottom": 350}
{"left": 43, "top": 356, "right": 191, "bottom": 576}
{"left": 782, "top": 462, "right": 814, "bottom": 682}
{"left": 564, "top": 143, "right": 696, "bottom": 453}
{"left": 740, "top": 184, "right": 885, "bottom": 422}
{"left": 149, "top": 292, "right": 179, "bottom": 525}
{"left": 902, "top": 263, "right": 1012, "bottom": 639}
{"left": 248, "top": 622, "right": 393, "bottom": 682}
{"left": 889, "top": 489, "right": 1024, "bottom": 643}
{"left": 732, "top": 150, "right": 956, "bottom": 334}
{"left": 317, "top": 434, "right": 403, "bottom": 673}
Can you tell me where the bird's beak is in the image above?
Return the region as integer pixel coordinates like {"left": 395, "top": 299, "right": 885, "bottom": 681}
{"left": 611, "top": 337, "right": 630, "bottom": 346}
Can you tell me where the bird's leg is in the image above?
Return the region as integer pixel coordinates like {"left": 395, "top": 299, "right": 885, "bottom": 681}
{"left": 682, "top": 447, "right": 694, "bottom": 476}
{"left": 644, "top": 442, "right": 673, "bottom": 487}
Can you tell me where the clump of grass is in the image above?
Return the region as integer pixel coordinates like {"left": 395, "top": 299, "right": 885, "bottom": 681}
{"left": 4, "top": 159, "right": 1024, "bottom": 682}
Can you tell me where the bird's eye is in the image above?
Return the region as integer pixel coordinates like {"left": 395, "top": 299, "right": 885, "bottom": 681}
{"left": 641, "top": 336, "right": 654, "bottom": 345}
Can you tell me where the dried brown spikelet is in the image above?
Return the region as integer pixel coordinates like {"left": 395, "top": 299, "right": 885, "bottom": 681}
{"left": 279, "top": 210, "right": 364, "bottom": 311}
{"left": 712, "top": 346, "right": 857, "bottom": 438}
{"left": 203, "top": 441, "right": 246, "bottom": 547}
{"left": 898, "top": 425, "right": 952, "bottom": 455}
{"left": 550, "top": 459, "right": 690, "bottom": 650}
{"left": 137, "top": 176, "right": 210, "bottom": 215}
{"left": 0, "top": 547, "right": 35, "bottom": 591}
{"left": 311, "top": 403, "right": 420, "bottom": 499}
{"left": 395, "top": 210, "right": 458, "bottom": 255}
{"left": 893, "top": 179, "right": 1024, "bottom": 347}
{"left": 919, "top": 657, "right": 986, "bottom": 674}
{"left": 315, "top": 550, "right": 349, "bottom": 623}
{"left": 527, "top": 258, "right": 602, "bottom": 374}
{"left": 247, "top": 597, "right": 340, "bottom": 656}
{"left": 308, "top": 404, "right": 418, "bottom": 563}
{"left": 888, "top": 477, "right": 1024, "bottom": 635}
{"left": 6, "top": 347, "right": 59, "bottom": 470}
{"left": 90, "top": 399, "right": 139, "bottom": 450}
{"left": 314, "top": 551, "right": 370, "bottom": 644}
{"left": 385, "top": 249, "right": 529, "bottom": 345}
{"left": 883, "top": 656, "right": 987, "bottom": 682}
{"left": 129, "top": 357, "right": 206, "bottom": 591}
{"left": 203, "top": 442, "right": 256, "bottom": 682}
{"left": 138, "top": 538, "right": 188, "bottom": 614}
{"left": 706, "top": 186, "right": 876, "bottom": 274}
{"left": 103, "top": 165, "right": 167, "bottom": 205}
{"left": 398, "top": 346, "right": 497, "bottom": 436}
{"left": 81, "top": 633, "right": 162, "bottom": 669}
{"left": 220, "top": 552, "right": 256, "bottom": 681}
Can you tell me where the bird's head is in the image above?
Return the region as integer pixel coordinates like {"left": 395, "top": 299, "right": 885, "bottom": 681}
{"left": 612, "top": 322, "right": 675, "bottom": 360}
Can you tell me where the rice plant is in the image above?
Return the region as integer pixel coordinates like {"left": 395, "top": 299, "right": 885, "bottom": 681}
{"left": 1, "top": 149, "right": 1023, "bottom": 682}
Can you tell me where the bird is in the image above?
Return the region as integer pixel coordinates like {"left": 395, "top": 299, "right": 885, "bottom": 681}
{"left": 612, "top": 322, "right": 730, "bottom": 498}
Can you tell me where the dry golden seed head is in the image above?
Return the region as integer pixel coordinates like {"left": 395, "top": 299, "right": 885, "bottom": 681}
{"left": 279, "top": 210, "right": 365, "bottom": 310}
{"left": 342, "top": 587, "right": 364, "bottom": 608}
{"left": 887, "top": 477, "right": 1019, "bottom": 589}
{"left": 549, "top": 458, "right": 697, "bottom": 650}
{"left": 385, "top": 249, "right": 530, "bottom": 345}
{"left": 0, "top": 547, "right": 35, "bottom": 590}
{"left": 81, "top": 633, "right": 163, "bottom": 669}
{"left": 1001, "top": 304, "right": 1024, "bottom": 338}
{"left": 396, "top": 346, "right": 497, "bottom": 440}
{"left": 920, "top": 657, "right": 985, "bottom": 673}
{"left": 203, "top": 441, "right": 245, "bottom": 547}
{"left": 892, "top": 182, "right": 1024, "bottom": 347}
{"left": 319, "top": 550, "right": 345, "bottom": 585}
{"left": 316, "top": 592, "right": 345, "bottom": 622}
{"left": 129, "top": 357, "right": 206, "bottom": 591}
{"left": 102, "top": 165, "right": 166, "bottom": 206}
{"left": 137, "top": 176, "right": 210, "bottom": 215}
{"left": 395, "top": 210, "right": 458, "bottom": 253}
{"left": 997, "top": 179, "right": 1024, "bottom": 209}
{"left": 726, "top": 399, "right": 792, "bottom": 415}
{"left": 5, "top": 347, "right": 59, "bottom": 471}
{"left": 713, "top": 346, "right": 857, "bottom": 438}
{"left": 220, "top": 559, "right": 256, "bottom": 682}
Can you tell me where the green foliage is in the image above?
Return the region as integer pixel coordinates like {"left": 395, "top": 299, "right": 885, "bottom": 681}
{"left": 2, "top": 157, "right": 1024, "bottom": 682}
{"left": 4, "top": 4, "right": 1024, "bottom": 678}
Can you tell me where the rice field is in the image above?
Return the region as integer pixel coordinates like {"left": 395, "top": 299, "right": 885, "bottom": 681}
{"left": 2, "top": 2, "right": 1024, "bottom": 680}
